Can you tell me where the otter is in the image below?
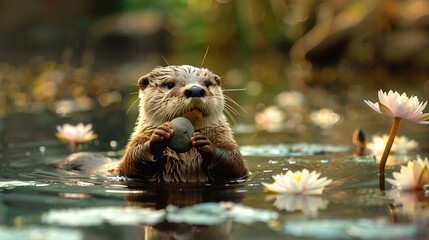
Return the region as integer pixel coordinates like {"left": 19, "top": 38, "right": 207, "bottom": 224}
{"left": 115, "top": 65, "right": 248, "bottom": 182}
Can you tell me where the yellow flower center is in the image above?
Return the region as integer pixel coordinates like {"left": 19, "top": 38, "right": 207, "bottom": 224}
{"left": 294, "top": 174, "right": 302, "bottom": 182}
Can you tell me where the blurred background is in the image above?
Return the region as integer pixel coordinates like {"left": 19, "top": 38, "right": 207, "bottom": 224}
{"left": 1, "top": 0, "right": 429, "bottom": 150}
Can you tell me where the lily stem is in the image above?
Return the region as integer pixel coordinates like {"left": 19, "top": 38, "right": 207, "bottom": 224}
{"left": 379, "top": 117, "right": 401, "bottom": 191}
{"left": 72, "top": 142, "right": 80, "bottom": 152}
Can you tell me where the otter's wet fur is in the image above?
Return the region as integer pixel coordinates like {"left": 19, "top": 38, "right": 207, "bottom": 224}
{"left": 115, "top": 65, "right": 248, "bottom": 182}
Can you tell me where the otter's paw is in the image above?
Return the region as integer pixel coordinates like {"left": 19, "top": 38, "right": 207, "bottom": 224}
{"left": 148, "top": 122, "right": 174, "bottom": 157}
{"left": 191, "top": 132, "right": 215, "bottom": 159}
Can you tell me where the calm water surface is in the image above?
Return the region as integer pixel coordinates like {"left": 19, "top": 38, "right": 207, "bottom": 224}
{"left": 1, "top": 112, "right": 429, "bottom": 239}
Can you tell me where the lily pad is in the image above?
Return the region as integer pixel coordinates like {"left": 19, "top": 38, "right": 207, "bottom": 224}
{"left": 240, "top": 143, "right": 349, "bottom": 157}
{"left": 42, "top": 202, "right": 278, "bottom": 227}
{"left": 43, "top": 206, "right": 166, "bottom": 226}
{"left": 0, "top": 227, "right": 82, "bottom": 240}
{"left": 284, "top": 219, "right": 417, "bottom": 239}
{"left": 166, "top": 202, "right": 278, "bottom": 225}
{"left": 0, "top": 181, "right": 37, "bottom": 188}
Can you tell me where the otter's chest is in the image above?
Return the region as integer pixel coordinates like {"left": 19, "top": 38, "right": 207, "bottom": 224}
{"left": 149, "top": 147, "right": 208, "bottom": 183}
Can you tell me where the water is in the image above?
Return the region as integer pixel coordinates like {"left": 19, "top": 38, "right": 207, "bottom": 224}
{"left": 1, "top": 112, "right": 429, "bottom": 239}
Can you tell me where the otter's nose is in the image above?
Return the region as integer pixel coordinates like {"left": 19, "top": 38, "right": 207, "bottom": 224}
{"left": 185, "top": 86, "right": 206, "bottom": 98}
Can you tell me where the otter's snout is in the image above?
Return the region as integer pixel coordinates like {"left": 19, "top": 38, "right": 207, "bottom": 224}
{"left": 185, "top": 86, "right": 206, "bottom": 98}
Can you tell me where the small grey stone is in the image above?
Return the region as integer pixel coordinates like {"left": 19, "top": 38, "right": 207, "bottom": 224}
{"left": 167, "top": 117, "right": 195, "bottom": 153}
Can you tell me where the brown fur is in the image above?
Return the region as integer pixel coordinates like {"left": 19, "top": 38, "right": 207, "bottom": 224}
{"left": 115, "top": 65, "right": 248, "bottom": 182}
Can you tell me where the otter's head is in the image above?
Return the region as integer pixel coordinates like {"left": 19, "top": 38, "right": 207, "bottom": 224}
{"left": 138, "top": 65, "right": 225, "bottom": 129}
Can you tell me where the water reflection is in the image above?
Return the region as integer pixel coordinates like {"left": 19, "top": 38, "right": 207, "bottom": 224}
{"left": 386, "top": 189, "right": 429, "bottom": 220}
{"left": 124, "top": 182, "right": 244, "bottom": 239}
{"left": 147, "top": 201, "right": 277, "bottom": 239}
{"left": 124, "top": 183, "right": 245, "bottom": 209}
{"left": 144, "top": 221, "right": 232, "bottom": 240}
{"left": 265, "top": 193, "right": 328, "bottom": 216}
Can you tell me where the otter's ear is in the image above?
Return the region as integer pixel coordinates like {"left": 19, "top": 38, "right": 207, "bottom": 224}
{"left": 138, "top": 73, "right": 151, "bottom": 90}
{"left": 214, "top": 75, "right": 222, "bottom": 86}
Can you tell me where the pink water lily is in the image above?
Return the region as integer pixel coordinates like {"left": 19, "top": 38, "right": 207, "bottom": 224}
{"left": 262, "top": 169, "right": 332, "bottom": 195}
{"left": 364, "top": 90, "right": 429, "bottom": 124}
{"left": 364, "top": 90, "right": 429, "bottom": 190}
{"left": 56, "top": 123, "right": 98, "bottom": 151}
{"left": 386, "top": 157, "right": 429, "bottom": 190}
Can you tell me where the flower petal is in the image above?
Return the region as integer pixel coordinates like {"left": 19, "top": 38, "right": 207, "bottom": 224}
{"left": 378, "top": 102, "right": 395, "bottom": 117}
{"left": 289, "top": 179, "right": 302, "bottom": 193}
{"left": 386, "top": 178, "right": 399, "bottom": 187}
{"left": 389, "top": 159, "right": 429, "bottom": 190}
{"left": 418, "top": 113, "right": 429, "bottom": 122}
{"left": 364, "top": 100, "right": 381, "bottom": 114}
{"left": 262, "top": 182, "right": 288, "bottom": 193}
{"left": 418, "top": 166, "right": 429, "bottom": 187}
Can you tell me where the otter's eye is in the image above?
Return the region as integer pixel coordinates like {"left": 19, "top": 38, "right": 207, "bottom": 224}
{"left": 167, "top": 82, "right": 175, "bottom": 89}
{"left": 204, "top": 81, "right": 210, "bottom": 88}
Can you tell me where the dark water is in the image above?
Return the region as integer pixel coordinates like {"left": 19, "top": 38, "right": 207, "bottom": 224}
{"left": 1, "top": 112, "right": 429, "bottom": 240}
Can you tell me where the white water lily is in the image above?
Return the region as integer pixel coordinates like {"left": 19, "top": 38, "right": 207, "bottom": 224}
{"left": 367, "top": 134, "right": 418, "bottom": 166}
{"left": 367, "top": 134, "right": 418, "bottom": 155}
{"left": 386, "top": 157, "right": 429, "bottom": 190}
{"left": 364, "top": 90, "right": 429, "bottom": 124}
{"left": 262, "top": 169, "right": 332, "bottom": 195}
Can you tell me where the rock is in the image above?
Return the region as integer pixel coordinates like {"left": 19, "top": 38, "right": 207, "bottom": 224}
{"left": 167, "top": 117, "right": 194, "bottom": 153}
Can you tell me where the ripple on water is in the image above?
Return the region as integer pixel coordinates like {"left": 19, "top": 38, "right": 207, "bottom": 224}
{"left": 240, "top": 143, "right": 349, "bottom": 157}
